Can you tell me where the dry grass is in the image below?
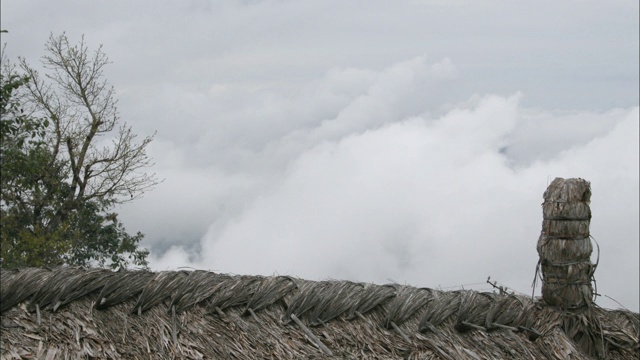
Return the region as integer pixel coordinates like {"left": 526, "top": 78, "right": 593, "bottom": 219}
{"left": 1, "top": 267, "right": 638, "bottom": 359}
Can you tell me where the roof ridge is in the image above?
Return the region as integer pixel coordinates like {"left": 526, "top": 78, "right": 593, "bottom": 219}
{"left": 2, "top": 267, "right": 638, "bottom": 359}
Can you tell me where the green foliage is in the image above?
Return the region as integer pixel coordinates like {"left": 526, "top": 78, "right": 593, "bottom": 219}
{"left": 0, "top": 73, "right": 46, "bottom": 145}
{"left": 63, "top": 201, "right": 149, "bottom": 268}
{"left": 0, "top": 36, "right": 151, "bottom": 270}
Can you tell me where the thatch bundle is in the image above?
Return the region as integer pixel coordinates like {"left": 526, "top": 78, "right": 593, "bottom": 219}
{"left": 537, "top": 177, "right": 595, "bottom": 310}
{"left": 2, "top": 267, "right": 638, "bottom": 359}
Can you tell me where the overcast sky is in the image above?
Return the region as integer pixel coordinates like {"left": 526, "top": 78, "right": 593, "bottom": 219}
{"left": 1, "top": 0, "right": 638, "bottom": 311}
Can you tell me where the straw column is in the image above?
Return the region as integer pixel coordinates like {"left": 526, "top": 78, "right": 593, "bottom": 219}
{"left": 537, "top": 178, "right": 595, "bottom": 309}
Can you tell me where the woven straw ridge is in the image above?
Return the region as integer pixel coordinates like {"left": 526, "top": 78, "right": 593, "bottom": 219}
{"left": 537, "top": 177, "right": 595, "bottom": 310}
{"left": 1, "top": 267, "right": 638, "bottom": 359}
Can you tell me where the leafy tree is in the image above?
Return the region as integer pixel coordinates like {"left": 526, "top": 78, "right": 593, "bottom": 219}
{"left": 1, "top": 33, "right": 157, "bottom": 269}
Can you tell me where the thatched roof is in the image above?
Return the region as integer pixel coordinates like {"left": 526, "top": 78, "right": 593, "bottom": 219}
{"left": 1, "top": 267, "right": 638, "bottom": 359}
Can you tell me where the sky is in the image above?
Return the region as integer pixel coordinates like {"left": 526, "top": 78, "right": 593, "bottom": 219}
{"left": 1, "top": 0, "right": 638, "bottom": 311}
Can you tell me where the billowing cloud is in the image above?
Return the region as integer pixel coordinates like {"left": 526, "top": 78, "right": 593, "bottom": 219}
{"left": 140, "top": 56, "right": 638, "bottom": 310}
{"left": 123, "top": 55, "right": 639, "bottom": 311}
{"left": 196, "top": 96, "right": 637, "bottom": 309}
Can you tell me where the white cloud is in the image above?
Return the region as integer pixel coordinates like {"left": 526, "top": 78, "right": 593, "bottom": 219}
{"left": 147, "top": 245, "right": 194, "bottom": 271}
{"left": 197, "top": 93, "right": 523, "bottom": 280}
{"left": 121, "top": 53, "right": 638, "bottom": 310}
{"left": 179, "top": 83, "right": 638, "bottom": 309}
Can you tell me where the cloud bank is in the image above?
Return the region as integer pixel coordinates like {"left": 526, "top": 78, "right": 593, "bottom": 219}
{"left": 142, "top": 57, "right": 638, "bottom": 311}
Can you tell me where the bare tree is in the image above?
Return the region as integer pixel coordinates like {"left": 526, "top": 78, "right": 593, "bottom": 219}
{"left": 20, "top": 33, "right": 160, "bottom": 222}
{"left": 0, "top": 33, "right": 155, "bottom": 268}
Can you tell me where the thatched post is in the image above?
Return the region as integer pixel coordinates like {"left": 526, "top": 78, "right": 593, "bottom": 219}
{"left": 536, "top": 177, "right": 595, "bottom": 309}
